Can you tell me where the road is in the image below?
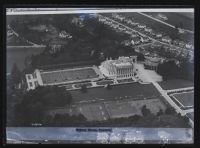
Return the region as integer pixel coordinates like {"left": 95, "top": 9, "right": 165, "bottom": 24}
{"left": 166, "top": 87, "right": 194, "bottom": 93}
{"left": 137, "top": 12, "right": 194, "bottom": 34}
{"left": 7, "top": 45, "right": 46, "bottom": 49}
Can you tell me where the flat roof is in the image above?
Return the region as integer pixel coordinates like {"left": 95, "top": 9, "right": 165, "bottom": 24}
{"left": 113, "top": 62, "right": 132, "bottom": 67}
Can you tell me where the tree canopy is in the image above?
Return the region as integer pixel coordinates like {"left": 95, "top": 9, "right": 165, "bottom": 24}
{"left": 14, "top": 86, "right": 72, "bottom": 125}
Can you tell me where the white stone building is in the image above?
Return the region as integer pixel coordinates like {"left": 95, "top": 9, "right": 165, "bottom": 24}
{"left": 144, "top": 55, "right": 161, "bottom": 71}
{"left": 25, "top": 69, "right": 43, "bottom": 90}
{"left": 99, "top": 56, "right": 137, "bottom": 79}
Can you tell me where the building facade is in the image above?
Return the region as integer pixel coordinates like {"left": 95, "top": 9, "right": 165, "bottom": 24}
{"left": 144, "top": 55, "right": 161, "bottom": 71}
{"left": 25, "top": 69, "right": 43, "bottom": 90}
{"left": 99, "top": 56, "right": 137, "bottom": 79}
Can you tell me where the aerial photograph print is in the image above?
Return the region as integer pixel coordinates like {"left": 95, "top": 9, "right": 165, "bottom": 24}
{"left": 6, "top": 7, "right": 194, "bottom": 144}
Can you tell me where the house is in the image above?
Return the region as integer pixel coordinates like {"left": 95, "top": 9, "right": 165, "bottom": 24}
{"left": 131, "top": 22, "right": 139, "bottom": 26}
{"left": 186, "top": 43, "right": 194, "bottom": 50}
{"left": 137, "top": 24, "right": 146, "bottom": 29}
{"left": 162, "top": 36, "right": 172, "bottom": 43}
{"left": 7, "top": 30, "right": 14, "bottom": 37}
{"left": 122, "top": 40, "right": 131, "bottom": 46}
{"left": 141, "top": 37, "right": 149, "bottom": 43}
{"left": 131, "top": 37, "right": 141, "bottom": 45}
{"left": 173, "top": 39, "right": 179, "bottom": 45}
{"left": 157, "top": 14, "right": 168, "bottom": 20}
{"left": 178, "top": 41, "right": 186, "bottom": 48}
{"left": 155, "top": 33, "right": 162, "bottom": 38}
{"left": 144, "top": 27, "right": 152, "bottom": 32}
{"left": 48, "top": 38, "right": 67, "bottom": 54}
{"left": 150, "top": 30, "right": 156, "bottom": 36}
{"left": 59, "top": 31, "right": 72, "bottom": 39}
{"left": 71, "top": 17, "right": 84, "bottom": 27}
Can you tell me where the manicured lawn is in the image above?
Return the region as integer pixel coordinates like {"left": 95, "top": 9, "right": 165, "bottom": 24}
{"left": 70, "top": 83, "right": 160, "bottom": 103}
{"left": 173, "top": 92, "right": 194, "bottom": 107}
{"left": 158, "top": 79, "right": 194, "bottom": 90}
{"left": 41, "top": 68, "right": 98, "bottom": 85}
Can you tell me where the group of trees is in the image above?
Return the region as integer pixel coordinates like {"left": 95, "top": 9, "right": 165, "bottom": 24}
{"left": 14, "top": 14, "right": 140, "bottom": 69}
{"left": 157, "top": 60, "right": 194, "bottom": 81}
{"left": 44, "top": 113, "right": 87, "bottom": 126}
{"left": 9, "top": 63, "right": 22, "bottom": 90}
{"left": 13, "top": 86, "right": 72, "bottom": 126}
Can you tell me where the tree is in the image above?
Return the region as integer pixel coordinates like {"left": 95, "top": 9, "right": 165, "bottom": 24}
{"left": 137, "top": 53, "right": 145, "bottom": 61}
{"left": 141, "top": 105, "right": 151, "bottom": 116}
{"left": 165, "top": 107, "right": 176, "bottom": 115}
{"left": 157, "top": 109, "right": 164, "bottom": 116}
{"left": 106, "top": 84, "right": 112, "bottom": 90}
{"left": 13, "top": 86, "right": 73, "bottom": 126}
{"left": 80, "top": 84, "right": 87, "bottom": 93}
{"left": 157, "top": 61, "right": 181, "bottom": 80}
{"left": 10, "top": 63, "right": 21, "bottom": 89}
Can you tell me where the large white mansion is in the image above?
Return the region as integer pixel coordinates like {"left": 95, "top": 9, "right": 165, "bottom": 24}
{"left": 99, "top": 56, "right": 137, "bottom": 79}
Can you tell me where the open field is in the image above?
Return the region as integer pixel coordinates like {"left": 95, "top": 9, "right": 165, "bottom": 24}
{"left": 7, "top": 34, "right": 32, "bottom": 46}
{"left": 41, "top": 67, "right": 98, "bottom": 84}
{"left": 158, "top": 79, "right": 193, "bottom": 90}
{"left": 144, "top": 12, "right": 194, "bottom": 31}
{"left": 75, "top": 103, "right": 109, "bottom": 121}
{"left": 105, "top": 97, "right": 167, "bottom": 118}
{"left": 70, "top": 83, "right": 160, "bottom": 103}
{"left": 172, "top": 92, "right": 194, "bottom": 107}
{"left": 46, "top": 96, "right": 167, "bottom": 122}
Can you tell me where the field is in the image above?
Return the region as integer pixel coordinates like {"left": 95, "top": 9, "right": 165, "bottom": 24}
{"left": 75, "top": 103, "right": 109, "bottom": 121}
{"left": 144, "top": 12, "right": 194, "bottom": 31}
{"left": 172, "top": 92, "right": 194, "bottom": 107}
{"left": 47, "top": 96, "right": 167, "bottom": 122}
{"left": 70, "top": 83, "right": 160, "bottom": 103}
{"left": 158, "top": 79, "right": 194, "bottom": 90}
{"left": 41, "top": 67, "right": 98, "bottom": 84}
{"left": 105, "top": 97, "right": 166, "bottom": 118}
{"left": 7, "top": 34, "right": 32, "bottom": 46}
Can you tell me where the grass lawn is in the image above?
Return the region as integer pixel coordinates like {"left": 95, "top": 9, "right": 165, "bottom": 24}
{"left": 70, "top": 83, "right": 160, "bottom": 103}
{"left": 158, "top": 79, "right": 194, "bottom": 90}
{"left": 172, "top": 92, "right": 194, "bottom": 107}
{"left": 105, "top": 97, "right": 167, "bottom": 119}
